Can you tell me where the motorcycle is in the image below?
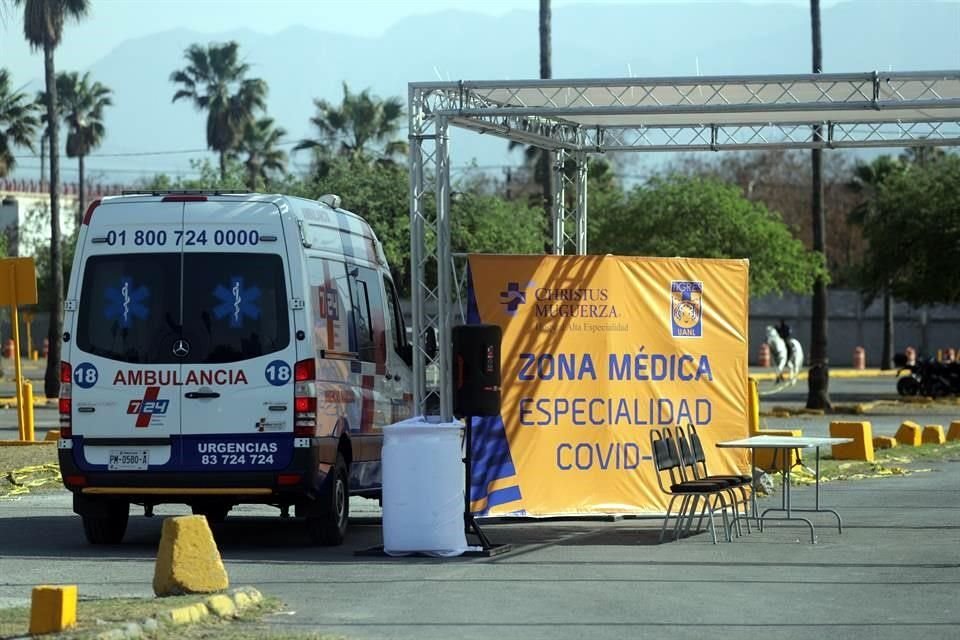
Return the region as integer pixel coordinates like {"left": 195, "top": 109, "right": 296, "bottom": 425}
{"left": 894, "top": 353, "right": 960, "bottom": 397}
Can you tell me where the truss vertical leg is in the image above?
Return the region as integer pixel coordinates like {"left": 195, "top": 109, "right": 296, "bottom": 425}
{"left": 574, "top": 151, "right": 588, "bottom": 255}
{"left": 435, "top": 117, "right": 453, "bottom": 421}
{"left": 409, "top": 86, "right": 445, "bottom": 419}
{"left": 552, "top": 149, "right": 567, "bottom": 255}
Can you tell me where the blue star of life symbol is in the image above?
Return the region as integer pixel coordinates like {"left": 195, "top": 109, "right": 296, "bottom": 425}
{"left": 499, "top": 282, "right": 527, "bottom": 315}
{"left": 104, "top": 277, "right": 150, "bottom": 328}
{"left": 213, "top": 276, "right": 261, "bottom": 328}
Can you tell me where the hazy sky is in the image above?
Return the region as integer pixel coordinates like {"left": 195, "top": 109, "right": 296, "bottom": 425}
{"left": 2, "top": 0, "right": 850, "bottom": 85}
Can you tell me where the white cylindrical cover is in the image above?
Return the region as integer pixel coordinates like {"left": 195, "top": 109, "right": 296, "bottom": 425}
{"left": 382, "top": 416, "right": 467, "bottom": 557}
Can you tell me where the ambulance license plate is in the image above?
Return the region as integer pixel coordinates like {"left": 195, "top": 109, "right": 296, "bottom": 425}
{"left": 108, "top": 450, "right": 149, "bottom": 471}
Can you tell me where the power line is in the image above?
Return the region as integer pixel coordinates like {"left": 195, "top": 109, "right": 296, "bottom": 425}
{"left": 11, "top": 128, "right": 415, "bottom": 160}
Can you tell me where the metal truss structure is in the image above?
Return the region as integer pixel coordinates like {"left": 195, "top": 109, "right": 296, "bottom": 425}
{"left": 408, "top": 71, "right": 960, "bottom": 419}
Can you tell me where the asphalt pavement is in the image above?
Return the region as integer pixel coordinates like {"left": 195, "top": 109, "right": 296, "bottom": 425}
{"left": 1, "top": 365, "right": 958, "bottom": 639}
{"left": 0, "top": 457, "right": 957, "bottom": 640}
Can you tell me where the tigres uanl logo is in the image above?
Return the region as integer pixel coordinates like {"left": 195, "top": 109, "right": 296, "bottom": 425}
{"left": 671, "top": 281, "right": 702, "bottom": 338}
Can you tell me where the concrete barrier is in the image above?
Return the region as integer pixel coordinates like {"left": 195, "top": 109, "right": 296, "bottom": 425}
{"left": 153, "top": 515, "right": 229, "bottom": 597}
{"left": 29, "top": 585, "right": 77, "bottom": 635}
{"left": 895, "top": 421, "right": 923, "bottom": 447}
{"left": 922, "top": 425, "right": 946, "bottom": 445}
{"left": 873, "top": 436, "right": 898, "bottom": 450}
{"left": 948, "top": 421, "right": 960, "bottom": 442}
{"left": 829, "top": 421, "right": 875, "bottom": 461}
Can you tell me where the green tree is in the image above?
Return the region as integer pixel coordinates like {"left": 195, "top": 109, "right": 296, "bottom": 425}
{"left": 590, "top": 175, "right": 827, "bottom": 296}
{"left": 140, "top": 157, "right": 247, "bottom": 192}
{"left": 278, "top": 158, "right": 546, "bottom": 296}
{"left": 15, "top": 0, "right": 89, "bottom": 398}
{"left": 0, "top": 67, "right": 39, "bottom": 176}
{"left": 847, "top": 155, "right": 906, "bottom": 369}
{"left": 296, "top": 82, "right": 405, "bottom": 170}
{"left": 49, "top": 71, "right": 112, "bottom": 227}
{"left": 234, "top": 116, "right": 286, "bottom": 191}
{"left": 170, "top": 41, "right": 267, "bottom": 182}
{"left": 863, "top": 154, "right": 960, "bottom": 306}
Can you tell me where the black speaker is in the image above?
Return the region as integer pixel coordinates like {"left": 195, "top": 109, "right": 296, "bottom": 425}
{"left": 452, "top": 324, "right": 502, "bottom": 417}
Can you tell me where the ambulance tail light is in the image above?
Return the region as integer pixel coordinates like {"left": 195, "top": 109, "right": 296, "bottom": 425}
{"left": 60, "top": 361, "right": 72, "bottom": 437}
{"left": 294, "top": 358, "right": 315, "bottom": 382}
{"left": 293, "top": 358, "right": 317, "bottom": 436}
{"left": 293, "top": 392, "right": 317, "bottom": 437}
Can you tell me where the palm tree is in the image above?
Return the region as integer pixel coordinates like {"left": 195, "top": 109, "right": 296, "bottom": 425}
{"left": 235, "top": 116, "right": 286, "bottom": 190}
{"left": 15, "top": 0, "right": 90, "bottom": 399}
{"left": 509, "top": 0, "right": 554, "bottom": 251}
{"left": 170, "top": 41, "right": 267, "bottom": 182}
{"left": 296, "top": 82, "right": 405, "bottom": 166}
{"left": 847, "top": 156, "right": 906, "bottom": 370}
{"left": 807, "top": 0, "right": 830, "bottom": 409}
{"left": 539, "top": 0, "right": 553, "bottom": 250}
{"left": 0, "top": 68, "right": 39, "bottom": 176}
{"left": 52, "top": 71, "right": 112, "bottom": 228}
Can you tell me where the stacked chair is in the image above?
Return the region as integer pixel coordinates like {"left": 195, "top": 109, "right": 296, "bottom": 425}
{"left": 650, "top": 425, "right": 753, "bottom": 544}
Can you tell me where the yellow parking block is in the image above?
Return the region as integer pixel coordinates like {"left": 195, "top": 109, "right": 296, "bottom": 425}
{"left": 29, "top": 585, "right": 77, "bottom": 635}
{"left": 895, "top": 421, "right": 923, "bottom": 447}
{"left": 873, "top": 436, "right": 898, "bottom": 450}
{"left": 948, "top": 421, "right": 960, "bottom": 442}
{"left": 922, "top": 425, "right": 946, "bottom": 445}
{"left": 153, "top": 515, "right": 229, "bottom": 596}
{"left": 829, "top": 421, "right": 875, "bottom": 461}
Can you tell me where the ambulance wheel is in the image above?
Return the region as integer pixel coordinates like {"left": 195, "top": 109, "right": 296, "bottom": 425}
{"left": 82, "top": 503, "right": 129, "bottom": 545}
{"left": 192, "top": 503, "right": 231, "bottom": 524}
{"left": 306, "top": 453, "right": 349, "bottom": 546}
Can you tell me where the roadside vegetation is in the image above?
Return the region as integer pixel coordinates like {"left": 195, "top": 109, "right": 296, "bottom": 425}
{"left": 792, "top": 440, "right": 960, "bottom": 487}
{"left": 0, "top": 593, "right": 299, "bottom": 640}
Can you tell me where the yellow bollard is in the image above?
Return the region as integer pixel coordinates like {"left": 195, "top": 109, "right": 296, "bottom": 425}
{"left": 31, "top": 349, "right": 38, "bottom": 361}
{"left": 21, "top": 380, "right": 34, "bottom": 442}
{"left": 29, "top": 585, "right": 77, "bottom": 635}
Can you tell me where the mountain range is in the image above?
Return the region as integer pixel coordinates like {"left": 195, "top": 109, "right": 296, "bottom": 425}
{"left": 9, "top": 0, "right": 960, "bottom": 184}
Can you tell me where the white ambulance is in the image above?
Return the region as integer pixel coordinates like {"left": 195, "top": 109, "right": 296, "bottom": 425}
{"left": 58, "top": 191, "right": 415, "bottom": 545}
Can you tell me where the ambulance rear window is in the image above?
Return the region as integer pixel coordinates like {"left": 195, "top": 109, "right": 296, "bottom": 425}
{"left": 76, "top": 254, "right": 182, "bottom": 364}
{"left": 181, "top": 253, "right": 289, "bottom": 364}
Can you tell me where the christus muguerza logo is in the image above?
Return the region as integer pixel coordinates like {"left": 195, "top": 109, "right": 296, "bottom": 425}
{"left": 499, "top": 282, "right": 528, "bottom": 315}
{"left": 671, "top": 281, "right": 703, "bottom": 338}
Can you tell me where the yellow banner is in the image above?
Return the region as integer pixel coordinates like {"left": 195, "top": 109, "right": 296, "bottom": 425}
{"left": 466, "top": 255, "right": 750, "bottom": 516}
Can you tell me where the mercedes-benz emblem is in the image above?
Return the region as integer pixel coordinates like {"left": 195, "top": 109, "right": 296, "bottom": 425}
{"left": 172, "top": 339, "right": 191, "bottom": 358}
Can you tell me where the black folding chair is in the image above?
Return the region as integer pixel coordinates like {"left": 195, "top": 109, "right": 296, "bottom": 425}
{"left": 676, "top": 424, "right": 753, "bottom": 536}
{"left": 650, "top": 427, "right": 733, "bottom": 544}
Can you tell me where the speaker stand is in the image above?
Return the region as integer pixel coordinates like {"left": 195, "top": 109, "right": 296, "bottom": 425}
{"left": 463, "top": 415, "right": 512, "bottom": 557}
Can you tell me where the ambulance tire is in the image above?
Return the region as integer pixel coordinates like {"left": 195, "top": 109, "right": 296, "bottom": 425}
{"left": 306, "top": 453, "right": 349, "bottom": 546}
{"left": 82, "top": 503, "right": 129, "bottom": 545}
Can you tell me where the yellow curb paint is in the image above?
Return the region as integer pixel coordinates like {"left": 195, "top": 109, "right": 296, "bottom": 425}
{"left": 752, "top": 369, "right": 895, "bottom": 382}
{"left": 922, "top": 425, "right": 946, "bottom": 445}
{"left": 167, "top": 603, "right": 210, "bottom": 625}
{"left": 29, "top": 585, "right": 77, "bottom": 635}
{"left": 0, "top": 440, "right": 56, "bottom": 446}
{"left": 206, "top": 594, "right": 237, "bottom": 618}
